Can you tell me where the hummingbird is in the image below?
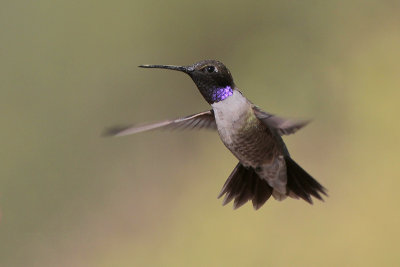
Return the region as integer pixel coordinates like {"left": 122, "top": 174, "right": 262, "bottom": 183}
{"left": 105, "top": 60, "right": 327, "bottom": 210}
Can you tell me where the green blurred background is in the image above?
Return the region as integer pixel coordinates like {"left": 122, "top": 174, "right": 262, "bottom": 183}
{"left": 1, "top": 0, "right": 400, "bottom": 266}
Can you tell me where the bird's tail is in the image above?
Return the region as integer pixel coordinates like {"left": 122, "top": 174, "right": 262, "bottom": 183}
{"left": 285, "top": 156, "right": 327, "bottom": 204}
{"left": 218, "top": 158, "right": 327, "bottom": 209}
{"left": 218, "top": 163, "right": 273, "bottom": 210}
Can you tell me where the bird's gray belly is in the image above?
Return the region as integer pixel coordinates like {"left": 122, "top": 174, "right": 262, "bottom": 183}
{"left": 217, "top": 112, "right": 278, "bottom": 167}
{"left": 226, "top": 125, "right": 288, "bottom": 196}
{"left": 216, "top": 111, "right": 288, "bottom": 196}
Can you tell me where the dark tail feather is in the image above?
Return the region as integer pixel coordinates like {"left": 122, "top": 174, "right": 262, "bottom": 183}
{"left": 218, "top": 163, "right": 273, "bottom": 210}
{"left": 285, "top": 157, "right": 327, "bottom": 204}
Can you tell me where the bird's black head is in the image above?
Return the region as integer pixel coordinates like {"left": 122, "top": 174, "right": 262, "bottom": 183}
{"left": 139, "top": 59, "right": 236, "bottom": 104}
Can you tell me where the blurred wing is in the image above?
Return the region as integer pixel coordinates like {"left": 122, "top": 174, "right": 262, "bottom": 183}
{"left": 253, "top": 106, "right": 310, "bottom": 135}
{"left": 103, "top": 110, "right": 216, "bottom": 137}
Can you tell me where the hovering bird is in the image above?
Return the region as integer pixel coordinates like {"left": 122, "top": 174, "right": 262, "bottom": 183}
{"left": 105, "top": 60, "right": 327, "bottom": 210}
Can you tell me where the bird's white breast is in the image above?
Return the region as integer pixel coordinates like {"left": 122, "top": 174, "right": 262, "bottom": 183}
{"left": 211, "top": 90, "right": 253, "bottom": 145}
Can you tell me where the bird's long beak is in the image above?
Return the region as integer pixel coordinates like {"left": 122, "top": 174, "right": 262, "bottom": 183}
{"left": 139, "top": 64, "right": 193, "bottom": 73}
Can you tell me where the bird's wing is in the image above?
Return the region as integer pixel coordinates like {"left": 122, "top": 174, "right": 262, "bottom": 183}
{"left": 103, "top": 110, "right": 217, "bottom": 137}
{"left": 252, "top": 106, "right": 310, "bottom": 135}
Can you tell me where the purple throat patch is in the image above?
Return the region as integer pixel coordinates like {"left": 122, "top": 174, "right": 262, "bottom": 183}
{"left": 211, "top": 86, "right": 233, "bottom": 102}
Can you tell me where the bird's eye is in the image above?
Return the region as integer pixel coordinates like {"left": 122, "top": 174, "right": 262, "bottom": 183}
{"left": 204, "top": 66, "right": 216, "bottom": 73}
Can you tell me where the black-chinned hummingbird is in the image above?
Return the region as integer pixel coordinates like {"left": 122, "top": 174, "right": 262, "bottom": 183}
{"left": 105, "top": 60, "right": 327, "bottom": 210}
